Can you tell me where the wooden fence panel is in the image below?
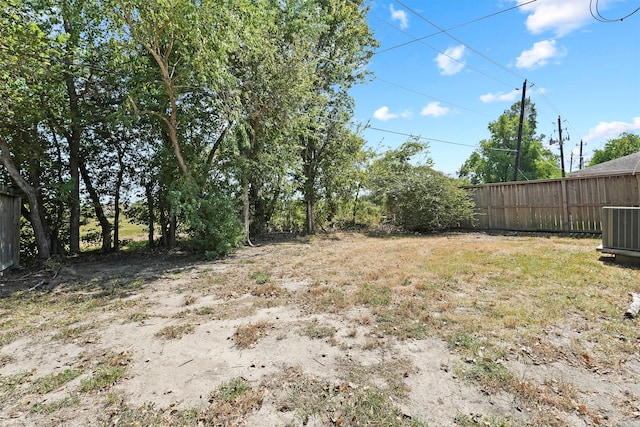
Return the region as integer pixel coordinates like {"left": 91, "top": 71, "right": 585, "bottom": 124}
{"left": 463, "top": 174, "right": 640, "bottom": 233}
{"left": 0, "top": 186, "right": 20, "bottom": 270}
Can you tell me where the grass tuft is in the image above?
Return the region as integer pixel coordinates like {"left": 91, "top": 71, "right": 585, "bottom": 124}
{"left": 155, "top": 323, "right": 196, "bottom": 339}
{"left": 233, "top": 321, "right": 272, "bottom": 349}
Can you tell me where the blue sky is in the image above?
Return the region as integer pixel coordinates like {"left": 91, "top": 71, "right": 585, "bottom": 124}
{"left": 350, "top": 0, "right": 640, "bottom": 176}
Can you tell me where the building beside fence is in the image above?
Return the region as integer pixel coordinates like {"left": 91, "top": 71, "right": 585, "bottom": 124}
{"left": 464, "top": 152, "right": 640, "bottom": 233}
{"left": 0, "top": 185, "right": 20, "bottom": 271}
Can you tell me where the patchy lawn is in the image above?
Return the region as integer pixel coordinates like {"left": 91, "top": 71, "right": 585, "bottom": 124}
{"left": 1, "top": 232, "right": 639, "bottom": 426}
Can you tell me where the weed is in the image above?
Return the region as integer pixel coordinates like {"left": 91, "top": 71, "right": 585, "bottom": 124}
{"left": 80, "top": 366, "right": 127, "bottom": 392}
{"left": 233, "top": 321, "right": 272, "bottom": 349}
{"left": 30, "top": 368, "right": 83, "bottom": 394}
{"left": 0, "top": 354, "right": 15, "bottom": 367}
{"left": 458, "top": 359, "right": 513, "bottom": 390}
{"left": 183, "top": 295, "right": 197, "bottom": 306}
{"left": 303, "top": 321, "right": 337, "bottom": 339}
{"left": 31, "top": 396, "right": 81, "bottom": 414}
{"left": 0, "top": 370, "right": 36, "bottom": 408}
{"left": 195, "top": 306, "right": 214, "bottom": 315}
{"left": 454, "top": 412, "right": 516, "bottom": 426}
{"left": 126, "top": 311, "right": 148, "bottom": 323}
{"left": 0, "top": 331, "right": 18, "bottom": 346}
{"left": 155, "top": 323, "right": 196, "bottom": 339}
{"left": 356, "top": 283, "right": 391, "bottom": 306}
{"left": 268, "top": 367, "right": 426, "bottom": 426}
{"left": 251, "top": 271, "right": 271, "bottom": 285}
{"left": 215, "top": 377, "right": 251, "bottom": 402}
{"left": 51, "top": 322, "right": 96, "bottom": 342}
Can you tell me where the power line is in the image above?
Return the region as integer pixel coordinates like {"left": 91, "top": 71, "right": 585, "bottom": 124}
{"left": 377, "top": 0, "right": 540, "bottom": 54}
{"left": 369, "top": 13, "right": 516, "bottom": 90}
{"left": 375, "top": 77, "right": 493, "bottom": 117}
{"left": 590, "top": 0, "right": 640, "bottom": 22}
{"left": 363, "top": 125, "right": 516, "bottom": 153}
{"left": 393, "top": 0, "right": 527, "bottom": 82}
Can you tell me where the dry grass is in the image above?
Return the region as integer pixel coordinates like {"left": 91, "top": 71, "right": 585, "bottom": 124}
{"left": 2, "top": 231, "right": 638, "bottom": 425}
{"left": 259, "top": 232, "right": 637, "bottom": 423}
{"left": 154, "top": 323, "right": 196, "bottom": 339}
{"left": 232, "top": 321, "right": 273, "bottom": 349}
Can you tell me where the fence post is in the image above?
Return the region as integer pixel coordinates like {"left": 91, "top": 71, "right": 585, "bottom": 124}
{"left": 561, "top": 179, "right": 570, "bottom": 231}
{"left": 0, "top": 186, "right": 20, "bottom": 271}
{"left": 487, "top": 186, "right": 493, "bottom": 230}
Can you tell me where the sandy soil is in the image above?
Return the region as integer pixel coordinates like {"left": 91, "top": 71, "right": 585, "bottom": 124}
{"left": 1, "top": 233, "right": 639, "bottom": 426}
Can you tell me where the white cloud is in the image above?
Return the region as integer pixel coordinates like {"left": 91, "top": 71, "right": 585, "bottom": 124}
{"left": 421, "top": 102, "right": 450, "bottom": 117}
{"left": 515, "top": 0, "right": 592, "bottom": 37}
{"left": 583, "top": 117, "right": 640, "bottom": 143}
{"left": 373, "top": 106, "right": 411, "bottom": 121}
{"left": 516, "top": 39, "right": 566, "bottom": 69}
{"left": 389, "top": 4, "right": 409, "bottom": 29}
{"left": 479, "top": 89, "right": 520, "bottom": 103}
{"left": 435, "top": 45, "right": 466, "bottom": 76}
{"left": 373, "top": 106, "right": 396, "bottom": 121}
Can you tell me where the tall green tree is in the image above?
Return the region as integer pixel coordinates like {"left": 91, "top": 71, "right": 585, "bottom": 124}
{"left": 459, "top": 100, "right": 559, "bottom": 184}
{"left": 0, "top": 0, "right": 60, "bottom": 259}
{"left": 295, "top": 0, "right": 377, "bottom": 234}
{"left": 589, "top": 132, "right": 640, "bottom": 166}
{"left": 226, "top": 0, "right": 309, "bottom": 241}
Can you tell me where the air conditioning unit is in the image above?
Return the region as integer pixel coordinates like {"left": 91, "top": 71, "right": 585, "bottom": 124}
{"left": 601, "top": 207, "right": 640, "bottom": 257}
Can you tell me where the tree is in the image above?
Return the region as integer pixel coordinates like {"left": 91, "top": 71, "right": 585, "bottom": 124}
{"left": 367, "top": 140, "right": 473, "bottom": 232}
{"left": 295, "top": 0, "right": 377, "bottom": 234}
{"left": 589, "top": 133, "right": 640, "bottom": 166}
{"left": 459, "top": 100, "right": 560, "bottom": 184}
{"left": 0, "top": 0, "right": 57, "bottom": 259}
{"left": 114, "top": 0, "right": 237, "bottom": 177}
{"left": 226, "top": 0, "right": 308, "bottom": 241}
{"left": 388, "top": 166, "right": 474, "bottom": 232}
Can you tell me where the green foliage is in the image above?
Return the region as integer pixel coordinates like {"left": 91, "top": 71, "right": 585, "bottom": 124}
{"left": 368, "top": 139, "right": 431, "bottom": 205}
{"left": 2, "top": 0, "right": 379, "bottom": 258}
{"left": 79, "top": 366, "right": 126, "bottom": 392}
{"left": 215, "top": 377, "right": 251, "bottom": 402}
{"left": 368, "top": 141, "right": 473, "bottom": 232}
{"left": 169, "top": 175, "right": 243, "bottom": 257}
{"left": 30, "top": 369, "right": 83, "bottom": 394}
{"left": 589, "top": 132, "right": 640, "bottom": 166}
{"left": 388, "top": 167, "right": 475, "bottom": 232}
{"left": 459, "top": 100, "right": 560, "bottom": 183}
{"left": 251, "top": 271, "right": 271, "bottom": 285}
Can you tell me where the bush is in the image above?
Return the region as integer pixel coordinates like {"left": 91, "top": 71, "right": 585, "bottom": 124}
{"left": 169, "top": 176, "right": 243, "bottom": 257}
{"left": 387, "top": 167, "right": 474, "bottom": 232}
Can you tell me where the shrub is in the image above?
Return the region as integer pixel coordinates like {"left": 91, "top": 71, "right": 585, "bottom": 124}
{"left": 387, "top": 166, "right": 474, "bottom": 232}
{"left": 169, "top": 175, "right": 243, "bottom": 257}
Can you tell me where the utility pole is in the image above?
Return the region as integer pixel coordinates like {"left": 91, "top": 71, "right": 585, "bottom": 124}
{"left": 550, "top": 116, "right": 568, "bottom": 177}
{"left": 569, "top": 151, "right": 574, "bottom": 173}
{"left": 513, "top": 79, "right": 527, "bottom": 182}
{"left": 579, "top": 139, "right": 584, "bottom": 170}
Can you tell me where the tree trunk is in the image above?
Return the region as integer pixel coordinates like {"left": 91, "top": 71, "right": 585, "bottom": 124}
{"left": 168, "top": 215, "right": 177, "bottom": 248}
{"left": 302, "top": 138, "right": 317, "bottom": 234}
{"left": 145, "top": 182, "right": 155, "bottom": 246}
{"left": 0, "top": 136, "right": 51, "bottom": 259}
{"left": 160, "top": 208, "right": 169, "bottom": 246}
{"left": 62, "top": 54, "right": 81, "bottom": 254}
{"left": 113, "top": 146, "right": 126, "bottom": 251}
{"left": 242, "top": 177, "right": 251, "bottom": 243}
{"left": 79, "top": 162, "right": 112, "bottom": 252}
{"left": 352, "top": 182, "right": 362, "bottom": 225}
{"left": 305, "top": 196, "right": 315, "bottom": 234}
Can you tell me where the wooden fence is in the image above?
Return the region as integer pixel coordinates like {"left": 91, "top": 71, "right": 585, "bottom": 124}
{"left": 463, "top": 173, "right": 640, "bottom": 233}
{"left": 0, "top": 185, "right": 20, "bottom": 271}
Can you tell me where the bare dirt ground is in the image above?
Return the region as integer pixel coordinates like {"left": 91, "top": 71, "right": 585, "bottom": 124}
{"left": 1, "top": 232, "right": 639, "bottom": 426}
